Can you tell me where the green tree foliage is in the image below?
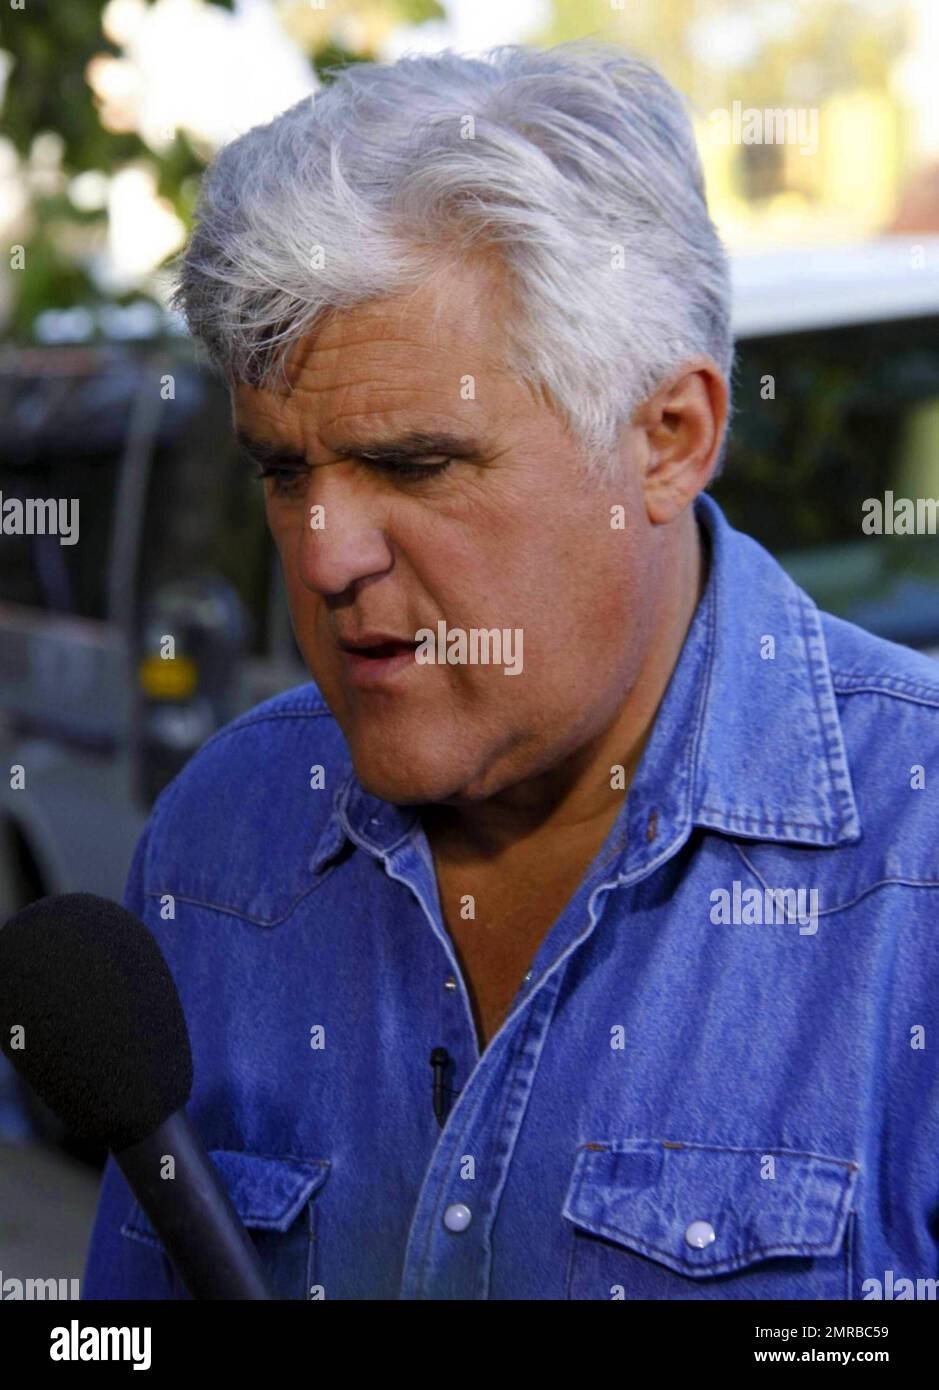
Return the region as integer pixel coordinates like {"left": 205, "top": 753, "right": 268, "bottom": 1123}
{"left": 0, "top": 0, "right": 442, "bottom": 339}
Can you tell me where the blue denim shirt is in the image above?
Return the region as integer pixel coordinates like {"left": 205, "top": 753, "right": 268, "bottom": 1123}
{"left": 82, "top": 494, "right": 939, "bottom": 1300}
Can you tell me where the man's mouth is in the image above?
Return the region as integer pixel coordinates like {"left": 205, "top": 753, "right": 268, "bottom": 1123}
{"left": 337, "top": 634, "right": 420, "bottom": 687}
{"left": 346, "top": 640, "right": 417, "bottom": 659}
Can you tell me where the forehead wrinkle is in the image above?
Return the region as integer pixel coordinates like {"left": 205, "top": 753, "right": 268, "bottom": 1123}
{"left": 322, "top": 406, "right": 487, "bottom": 438}
{"left": 315, "top": 406, "right": 493, "bottom": 461}
{"left": 286, "top": 362, "right": 492, "bottom": 438}
{"left": 296, "top": 388, "right": 481, "bottom": 443}
{"left": 232, "top": 387, "right": 303, "bottom": 452}
{"left": 287, "top": 295, "right": 497, "bottom": 375}
{"left": 285, "top": 358, "right": 488, "bottom": 424}
{"left": 287, "top": 337, "right": 483, "bottom": 395}
{"left": 289, "top": 370, "right": 459, "bottom": 402}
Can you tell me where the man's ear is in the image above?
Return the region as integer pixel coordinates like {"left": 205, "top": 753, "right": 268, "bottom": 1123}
{"left": 633, "top": 358, "right": 728, "bottom": 525}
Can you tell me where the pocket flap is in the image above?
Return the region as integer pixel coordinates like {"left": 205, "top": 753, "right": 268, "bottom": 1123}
{"left": 563, "top": 1140, "right": 858, "bottom": 1278}
{"left": 121, "top": 1150, "right": 330, "bottom": 1248}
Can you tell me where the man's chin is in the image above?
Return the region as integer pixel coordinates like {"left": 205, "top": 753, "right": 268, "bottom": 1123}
{"left": 348, "top": 745, "right": 462, "bottom": 807}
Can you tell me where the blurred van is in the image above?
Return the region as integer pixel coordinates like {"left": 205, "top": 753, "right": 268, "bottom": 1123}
{"left": 715, "top": 236, "right": 939, "bottom": 655}
{"left": 0, "top": 342, "right": 303, "bottom": 909}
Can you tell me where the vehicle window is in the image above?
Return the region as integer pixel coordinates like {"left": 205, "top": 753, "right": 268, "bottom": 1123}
{"left": 0, "top": 367, "right": 126, "bottom": 618}
{"left": 714, "top": 314, "right": 939, "bottom": 649}
{"left": 136, "top": 374, "right": 274, "bottom": 658}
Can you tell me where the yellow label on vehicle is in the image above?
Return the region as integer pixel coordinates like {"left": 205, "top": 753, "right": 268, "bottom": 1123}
{"left": 138, "top": 653, "right": 198, "bottom": 700}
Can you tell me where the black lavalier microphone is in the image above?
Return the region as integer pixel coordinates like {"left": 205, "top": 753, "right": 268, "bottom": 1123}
{"left": 430, "top": 1046, "right": 453, "bottom": 1127}
{"left": 0, "top": 892, "right": 273, "bottom": 1299}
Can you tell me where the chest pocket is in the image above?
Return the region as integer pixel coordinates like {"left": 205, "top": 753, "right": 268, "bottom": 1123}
{"left": 120, "top": 1150, "right": 330, "bottom": 1301}
{"left": 562, "top": 1140, "right": 858, "bottom": 1300}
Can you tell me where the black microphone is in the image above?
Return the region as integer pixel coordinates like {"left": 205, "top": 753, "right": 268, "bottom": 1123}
{"left": 0, "top": 892, "right": 273, "bottom": 1300}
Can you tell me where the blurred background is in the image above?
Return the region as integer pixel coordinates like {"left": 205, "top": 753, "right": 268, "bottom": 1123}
{"left": 0, "top": 0, "right": 938, "bottom": 1289}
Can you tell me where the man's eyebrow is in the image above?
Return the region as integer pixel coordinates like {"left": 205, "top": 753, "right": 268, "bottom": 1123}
{"left": 332, "top": 429, "right": 481, "bottom": 460}
{"left": 236, "top": 428, "right": 482, "bottom": 464}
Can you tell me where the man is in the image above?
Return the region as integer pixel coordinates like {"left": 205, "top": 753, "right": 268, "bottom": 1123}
{"left": 83, "top": 42, "right": 939, "bottom": 1300}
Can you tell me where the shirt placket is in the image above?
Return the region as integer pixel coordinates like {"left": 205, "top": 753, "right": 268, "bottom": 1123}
{"left": 398, "top": 830, "right": 640, "bottom": 1299}
{"left": 400, "top": 969, "right": 566, "bottom": 1299}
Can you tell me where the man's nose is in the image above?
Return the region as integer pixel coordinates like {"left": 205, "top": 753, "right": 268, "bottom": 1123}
{"left": 292, "top": 466, "right": 394, "bottom": 597}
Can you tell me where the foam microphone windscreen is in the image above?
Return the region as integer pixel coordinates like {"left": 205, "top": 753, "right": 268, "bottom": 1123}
{"left": 0, "top": 892, "right": 192, "bottom": 1151}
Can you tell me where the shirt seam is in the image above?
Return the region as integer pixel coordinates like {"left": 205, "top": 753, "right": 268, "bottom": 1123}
{"left": 734, "top": 841, "right": 939, "bottom": 914}
{"left": 795, "top": 589, "right": 860, "bottom": 839}
{"left": 829, "top": 673, "right": 939, "bottom": 708}
{"left": 141, "top": 870, "right": 342, "bottom": 926}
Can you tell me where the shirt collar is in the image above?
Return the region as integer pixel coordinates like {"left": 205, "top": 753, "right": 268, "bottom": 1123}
{"left": 310, "top": 491, "right": 861, "bottom": 879}
{"left": 620, "top": 491, "right": 861, "bottom": 878}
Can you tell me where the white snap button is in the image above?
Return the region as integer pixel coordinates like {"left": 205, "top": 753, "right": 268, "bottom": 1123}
{"left": 684, "top": 1219, "right": 716, "bottom": 1249}
{"left": 443, "top": 1203, "right": 472, "bottom": 1233}
{"left": 444, "top": 975, "right": 457, "bottom": 991}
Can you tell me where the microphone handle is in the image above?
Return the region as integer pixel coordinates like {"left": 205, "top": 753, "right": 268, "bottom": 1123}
{"left": 114, "top": 1110, "right": 274, "bottom": 1300}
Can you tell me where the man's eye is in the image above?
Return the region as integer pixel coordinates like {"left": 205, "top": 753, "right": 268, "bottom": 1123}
{"left": 255, "top": 466, "right": 308, "bottom": 498}
{"left": 366, "top": 456, "right": 454, "bottom": 480}
{"left": 254, "top": 456, "right": 455, "bottom": 495}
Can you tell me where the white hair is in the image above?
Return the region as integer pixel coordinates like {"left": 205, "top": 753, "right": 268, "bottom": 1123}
{"left": 171, "top": 40, "right": 733, "bottom": 476}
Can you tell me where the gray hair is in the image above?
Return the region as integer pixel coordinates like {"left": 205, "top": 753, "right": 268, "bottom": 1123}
{"left": 171, "top": 40, "right": 733, "bottom": 476}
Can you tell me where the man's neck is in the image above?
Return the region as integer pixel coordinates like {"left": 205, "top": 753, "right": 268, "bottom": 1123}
{"left": 423, "top": 508, "right": 708, "bottom": 869}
